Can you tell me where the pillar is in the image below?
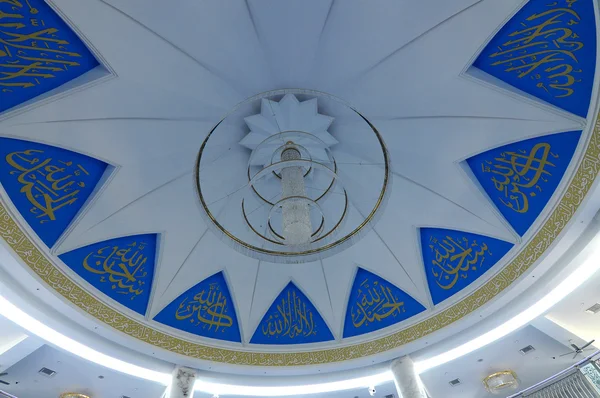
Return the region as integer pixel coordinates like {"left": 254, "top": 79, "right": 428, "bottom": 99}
{"left": 391, "top": 356, "right": 427, "bottom": 398}
{"left": 168, "top": 366, "right": 197, "bottom": 398}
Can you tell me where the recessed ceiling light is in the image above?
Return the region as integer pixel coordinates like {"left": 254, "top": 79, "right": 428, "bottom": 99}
{"left": 449, "top": 378, "right": 461, "bottom": 387}
{"left": 585, "top": 303, "right": 600, "bottom": 314}
{"left": 519, "top": 345, "right": 535, "bottom": 355}
{"left": 38, "top": 367, "right": 56, "bottom": 378}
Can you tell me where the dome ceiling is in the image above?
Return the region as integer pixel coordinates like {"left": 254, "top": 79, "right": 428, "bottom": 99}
{"left": 0, "top": 0, "right": 598, "bottom": 372}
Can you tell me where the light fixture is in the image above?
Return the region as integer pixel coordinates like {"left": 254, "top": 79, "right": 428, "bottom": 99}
{"left": 0, "top": 295, "right": 170, "bottom": 385}
{"left": 483, "top": 371, "right": 520, "bottom": 394}
{"left": 198, "top": 90, "right": 389, "bottom": 263}
{"left": 519, "top": 345, "right": 535, "bottom": 355}
{"left": 193, "top": 372, "right": 393, "bottom": 397}
{"left": 448, "top": 378, "right": 461, "bottom": 387}
{"left": 60, "top": 394, "right": 90, "bottom": 398}
{"left": 279, "top": 143, "right": 315, "bottom": 245}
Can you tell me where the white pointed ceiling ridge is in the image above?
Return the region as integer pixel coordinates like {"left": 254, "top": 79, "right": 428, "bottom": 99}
{"left": 247, "top": 260, "right": 338, "bottom": 340}
{"left": 56, "top": 167, "right": 195, "bottom": 255}
{"left": 55, "top": 169, "right": 201, "bottom": 254}
{"left": 323, "top": 226, "right": 427, "bottom": 308}
{"left": 322, "top": 260, "right": 357, "bottom": 335}
{"left": 148, "top": 232, "right": 259, "bottom": 336}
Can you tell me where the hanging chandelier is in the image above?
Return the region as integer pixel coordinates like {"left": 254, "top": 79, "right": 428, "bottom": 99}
{"left": 483, "top": 370, "right": 520, "bottom": 394}
{"left": 196, "top": 90, "right": 390, "bottom": 263}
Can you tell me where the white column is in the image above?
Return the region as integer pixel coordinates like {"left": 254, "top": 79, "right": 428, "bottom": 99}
{"left": 391, "top": 356, "right": 427, "bottom": 398}
{"left": 168, "top": 366, "right": 197, "bottom": 398}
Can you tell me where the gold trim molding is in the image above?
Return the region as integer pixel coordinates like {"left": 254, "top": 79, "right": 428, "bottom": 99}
{"left": 483, "top": 370, "right": 519, "bottom": 392}
{"left": 0, "top": 116, "right": 599, "bottom": 366}
{"left": 60, "top": 394, "right": 91, "bottom": 398}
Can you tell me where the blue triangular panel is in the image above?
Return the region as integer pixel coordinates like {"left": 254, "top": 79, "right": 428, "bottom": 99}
{"left": 0, "top": 0, "right": 100, "bottom": 113}
{"left": 343, "top": 268, "right": 425, "bottom": 338}
{"left": 473, "top": 0, "right": 596, "bottom": 118}
{"left": 0, "top": 138, "right": 108, "bottom": 247}
{"left": 153, "top": 272, "right": 241, "bottom": 343}
{"left": 421, "top": 228, "right": 513, "bottom": 305}
{"left": 251, "top": 282, "right": 334, "bottom": 345}
{"left": 59, "top": 234, "right": 157, "bottom": 315}
{"left": 467, "top": 131, "right": 581, "bottom": 236}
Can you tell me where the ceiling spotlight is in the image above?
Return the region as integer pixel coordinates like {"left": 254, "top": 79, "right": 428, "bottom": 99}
{"left": 368, "top": 386, "right": 376, "bottom": 396}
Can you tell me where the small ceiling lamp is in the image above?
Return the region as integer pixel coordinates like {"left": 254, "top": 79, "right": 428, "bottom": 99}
{"left": 483, "top": 370, "right": 520, "bottom": 394}
{"left": 59, "top": 394, "right": 90, "bottom": 398}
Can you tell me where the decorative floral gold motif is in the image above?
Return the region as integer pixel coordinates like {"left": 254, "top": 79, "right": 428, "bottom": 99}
{"left": 0, "top": 115, "right": 598, "bottom": 366}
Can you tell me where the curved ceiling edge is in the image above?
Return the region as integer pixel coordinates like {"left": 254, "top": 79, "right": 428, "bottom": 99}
{"left": 0, "top": 108, "right": 598, "bottom": 366}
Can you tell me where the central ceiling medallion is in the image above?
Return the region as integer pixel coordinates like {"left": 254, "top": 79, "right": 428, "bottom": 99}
{"left": 196, "top": 90, "right": 390, "bottom": 263}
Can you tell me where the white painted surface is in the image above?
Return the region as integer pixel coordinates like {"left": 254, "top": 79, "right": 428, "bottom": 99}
{"left": 1, "top": 345, "right": 165, "bottom": 398}
{"left": 169, "top": 367, "right": 197, "bottom": 398}
{"left": 391, "top": 356, "right": 426, "bottom": 398}
{"left": 0, "top": 0, "right": 598, "bottom": 382}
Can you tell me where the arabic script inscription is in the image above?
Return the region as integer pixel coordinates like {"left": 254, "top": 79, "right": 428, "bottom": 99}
{"left": 82, "top": 240, "right": 149, "bottom": 300}
{"left": 5, "top": 149, "right": 93, "bottom": 224}
{"left": 350, "top": 278, "right": 405, "bottom": 329}
{"left": 175, "top": 282, "right": 234, "bottom": 333}
{"left": 480, "top": 142, "right": 557, "bottom": 214}
{"left": 262, "top": 289, "right": 317, "bottom": 340}
{"left": 488, "top": 0, "right": 584, "bottom": 99}
{"left": 0, "top": 0, "right": 88, "bottom": 93}
{"left": 429, "top": 235, "right": 491, "bottom": 291}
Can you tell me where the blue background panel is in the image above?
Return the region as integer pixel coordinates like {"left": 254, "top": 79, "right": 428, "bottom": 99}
{"left": 59, "top": 234, "right": 157, "bottom": 316}
{"left": 421, "top": 228, "right": 513, "bottom": 305}
{"left": 474, "top": 0, "right": 597, "bottom": 118}
{"left": 251, "top": 282, "right": 334, "bottom": 345}
{"left": 0, "top": 137, "right": 107, "bottom": 247}
{"left": 467, "top": 131, "right": 581, "bottom": 236}
{"left": 0, "top": 0, "right": 99, "bottom": 113}
{"left": 343, "top": 268, "right": 426, "bottom": 338}
{"left": 154, "top": 272, "right": 242, "bottom": 343}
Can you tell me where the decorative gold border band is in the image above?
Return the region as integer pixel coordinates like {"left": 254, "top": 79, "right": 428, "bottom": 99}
{"left": 0, "top": 118, "right": 598, "bottom": 367}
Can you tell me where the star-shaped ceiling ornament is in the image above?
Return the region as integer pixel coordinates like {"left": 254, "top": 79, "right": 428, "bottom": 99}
{"left": 239, "top": 94, "right": 338, "bottom": 167}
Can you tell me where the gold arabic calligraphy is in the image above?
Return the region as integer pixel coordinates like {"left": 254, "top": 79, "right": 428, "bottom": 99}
{"left": 429, "top": 235, "right": 491, "bottom": 291}
{"left": 82, "top": 241, "right": 148, "bottom": 299}
{"left": 262, "top": 290, "right": 316, "bottom": 339}
{"left": 489, "top": 1, "right": 583, "bottom": 98}
{"left": 350, "top": 279, "right": 405, "bottom": 329}
{"left": 0, "top": 0, "right": 84, "bottom": 92}
{"left": 175, "top": 283, "right": 233, "bottom": 332}
{"left": 481, "top": 142, "right": 557, "bottom": 213}
{"left": 6, "top": 149, "right": 90, "bottom": 224}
